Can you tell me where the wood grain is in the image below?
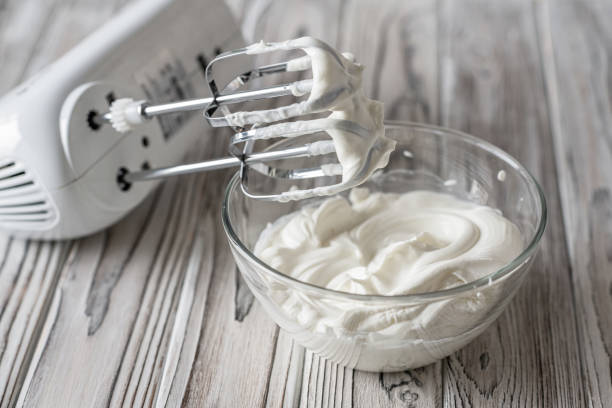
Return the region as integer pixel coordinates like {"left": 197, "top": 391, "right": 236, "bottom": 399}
{"left": 0, "top": 238, "right": 70, "bottom": 407}
{"left": 539, "top": 0, "right": 612, "bottom": 406}
{"left": 0, "top": 0, "right": 606, "bottom": 406}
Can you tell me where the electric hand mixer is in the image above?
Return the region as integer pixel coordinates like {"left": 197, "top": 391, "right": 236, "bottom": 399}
{"left": 0, "top": 0, "right": 380, "bottom": 240}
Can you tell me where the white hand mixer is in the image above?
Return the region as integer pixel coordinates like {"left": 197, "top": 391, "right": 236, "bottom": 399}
{"left": 0, "top": 0, "right": 385, "bottom": 240}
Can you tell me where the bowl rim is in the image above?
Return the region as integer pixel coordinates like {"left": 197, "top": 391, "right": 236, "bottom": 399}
{"left": 221, "top": 121, "right": 547, "bottom": 303}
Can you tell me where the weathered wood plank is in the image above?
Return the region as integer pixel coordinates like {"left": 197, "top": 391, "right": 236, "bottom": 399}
{"left": 265, "top": 331, "right": 305, "bottom": 407}
{"left": 242, "top": 0, "right": 443, "bottom": 407}
{"left": 0, "top": 239, "right": 70, "bottom": 407}
{"left": 0, "top": 0, "right": 127, "bottom": 93}
{"left": 177, "top": 171, "right": 280, "bottom": 407}
{"left": 539, "top": 0, "right": 612, "bottom": 406}
{"left": 0, "top": 0, "right": 64, "bottom": 93}
{"left": 438, "top": 0, "right": 584, "bottom": 406}
{"left": 19, "top": 0, "right": 130, "bottom": 81}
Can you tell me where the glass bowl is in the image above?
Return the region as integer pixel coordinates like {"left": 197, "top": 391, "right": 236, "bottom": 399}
{"left": 222, "top": 122, "right": 546, "bottom": 372}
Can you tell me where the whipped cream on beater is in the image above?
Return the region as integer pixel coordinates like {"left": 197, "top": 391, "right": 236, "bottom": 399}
{"left": 224, "top": 37, "right": 396, "bottom": 201}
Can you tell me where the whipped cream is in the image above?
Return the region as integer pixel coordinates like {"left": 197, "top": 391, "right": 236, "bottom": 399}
{"left": 254, "top": 188, "right": 524, "bottom": 370}
{"left": 225, "top": 37, "right": 396, "bottom": 201}
{"left": 256, "top": 188, "right": 523, "bottom": 295}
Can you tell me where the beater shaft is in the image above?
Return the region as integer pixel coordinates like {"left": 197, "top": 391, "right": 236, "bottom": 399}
{"left": 103, "top": 82, "right": 301, "bottom": 123}
{"left": 124, "top": 144, "right": 325, "bottom": 183}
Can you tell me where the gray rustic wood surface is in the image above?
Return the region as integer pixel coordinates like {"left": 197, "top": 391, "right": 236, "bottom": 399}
{"left": 0, "top": 0, "right": 607, "bottom": 406}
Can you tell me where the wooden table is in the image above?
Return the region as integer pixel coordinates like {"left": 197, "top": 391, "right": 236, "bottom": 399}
{"left": 0, "top": 0, "right": 608, "bottom": 406}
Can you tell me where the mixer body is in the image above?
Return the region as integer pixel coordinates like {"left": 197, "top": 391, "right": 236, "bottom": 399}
{"left": 0, "top": 0, "right": 244, "bottom": 239}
